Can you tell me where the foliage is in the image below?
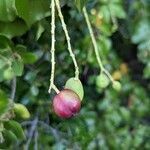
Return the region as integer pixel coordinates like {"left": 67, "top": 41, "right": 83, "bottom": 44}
{"left": 0, "top": 0, "right": 150, "bottom": 149}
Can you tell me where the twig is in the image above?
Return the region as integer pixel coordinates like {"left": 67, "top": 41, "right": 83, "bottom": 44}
{"left": 34, "top": 129, "right": 38, "bottom": 150}
{"left": 55, "top": 0, "right": 79, "bottom": 79}
{"left": 10, "top": 77, "right": 17, "bottom": 101}
{"left": 38, "top": 121, "right": 60, "bottom": 142}
{"left": 48, "top": 0, "right": 59, "bottom": 94}
{"left": 25, "top": 117, "right": 38, "bottom": 150}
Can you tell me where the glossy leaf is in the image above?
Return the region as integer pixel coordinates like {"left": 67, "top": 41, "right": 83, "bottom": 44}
{"left": 0, "top": 90, "right": 9, "bottom": 116}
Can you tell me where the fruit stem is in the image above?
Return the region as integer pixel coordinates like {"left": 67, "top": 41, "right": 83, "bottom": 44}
{"left": 48, "top": 0, "right": 59, "bottom": 94}
{"left": 103, "top": 69, "right": 114, "bottom": 83}
{"left": 83, "top": 7, "right": 104, "bottom": 71}
{"left": 83, "top": 7, "right": 115, "bottom": 82}
{"left": 54, "top": 0, "right": 79, "bottom": 79}
{"left": 52, "top": 85, "right": 60, "bottom": 94}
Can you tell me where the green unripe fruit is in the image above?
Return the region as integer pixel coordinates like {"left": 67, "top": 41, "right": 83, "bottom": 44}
{"left": 65, "top": 78, "right": 84, "bottom": 101}
{"left": 14, "top": 103, "right": 30, "bottom": 119}
{"left": 112, "top": 81, "right": 121, "bottom": 91}
{"left": 96, "top": 73, "right": 110, "bottom": 88}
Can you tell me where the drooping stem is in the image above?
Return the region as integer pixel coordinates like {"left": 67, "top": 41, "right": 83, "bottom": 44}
{"left": 83, "top": 7, "right": 104, "bottom": 71}
{"left": 54, "top": 0, "right": 79, "bottom": 79}
{"left": 48, "top": 0, "right": 59, "bottom": 94}
{"left": 83, "top": 7, "right": 115, "bottom": 82}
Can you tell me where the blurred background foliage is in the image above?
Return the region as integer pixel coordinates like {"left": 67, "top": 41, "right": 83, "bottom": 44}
{"left": 0, "top": 0, "right": 150, "bottom": 149}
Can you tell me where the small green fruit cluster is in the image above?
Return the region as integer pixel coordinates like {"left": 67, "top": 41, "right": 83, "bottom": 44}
{"left": 96, "top": 72, "right": 121, "bottom": 91}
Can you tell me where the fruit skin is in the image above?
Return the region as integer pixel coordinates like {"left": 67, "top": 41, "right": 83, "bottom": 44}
{"left": 65, "top": 77, "right": 84, "bottom": 100}
{"left": 96, "top": 73, "right": 110, "bottom": 88}
{"left": 53, "top": 89, "right": 81, "bottom": 119}
{"left": 112, "top": 81, "right": 121, "bottom": 91}
{"left": 14, "top": 103, "right": 30, "bottom": 119}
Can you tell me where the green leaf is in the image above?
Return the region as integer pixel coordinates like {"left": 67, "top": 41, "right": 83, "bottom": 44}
{"left": 3, "top": 67, "right": 15, "bottom": 80}
{"left": 15, "top": 45, "right": 38, "bottom": 64}
{"left": 75, "top": 0, "right": 87, "bottom": 12}
{"left": 0, "top": 19, "right": 28, "bottom": 39}
{"left": 143, "top": 63, "right": 150, "bottom": 79}
{"left": 0, "top": 59, "right": 6, "bottom": 69}
{"left": 109, "top": 4, "right": 126, "bottom": 19}
{"left": 0, "top": 0, "right": 17, "bottom": 22}
{"left": 12, "top": 58, "right": 24, "bottom": 76}
{"left": 0, "top": 35, "right": 12, "bottom": 49}
{"left": 4, "top": 120, "right": 26, "bottom": 140}
{"left": 0, "top": 130, "right": 17, "bottom": 149}
{"left": 100, "top": 5, "right": 111, "bottom": 23}
{"left": 15, "top": 0, "right": 50, "bottom": 27}
{"left": 21, "top": 52, "right": 38, "bottom": 64}
{"left": 15, "top": 0, "right": 30, "bottom": 26}
{"left": 36, "top": 22, "right": 45, "bottom": 40}
{"left": 132, "top": 19, "right": 150, "bottom": 44}
{"left": 0, "top": 90, "right": 9, "bottom": 116}
{"left": 65, "top": 78, "right": 84, "bottom": 100}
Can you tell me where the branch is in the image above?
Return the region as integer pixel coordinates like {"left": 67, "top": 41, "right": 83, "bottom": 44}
{"left": 48, "top": 0, "right": 59, "bottom": 94}
{"left": 55, "top": 0, "right": 79, "bottom": 79}
{"left": 25, "top": 117, "right": 38, "bottom": 150}
{"left": 10, "top": 77, "right": 17, "bottom": 101}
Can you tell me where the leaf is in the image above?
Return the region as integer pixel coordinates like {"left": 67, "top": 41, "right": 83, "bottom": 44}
{"left": 3, "top": 67, "right": 15, "bottom": 80}
{"left": 132, "top": 19, "right": 150, "bottom": 44}
{"left": 0, "top": 35, "right": 12, "bottom": 49}
{"left": 0, "top": 90, "right": 9, "bottom": 116}
{"left": 4, "top": 120, "right": 26, "bottom": 140}
{"left": 0, "top": 59, "right": 6, "bottom": 69}
{"left": 75, "top": 0, "right": 87, "bottom": 12}
{"left": 15, "top": 0, "right": 50, "bottom": 27}
{"left": 35, "top": 22, "right": 45, "bottom": 40}
{"left": 0, "top": 19, "right": 28, "bottom": 39}
{"left": 100, "top": 5, "right": 111, "bottom": 23}
{"left": 30, "top": 85, "right": 39, "bottom": 96}
{"left": 15, "top": 0, "right": 30, "bottom": 26}
{"left": 65, "top": 78, "right": 84, "bottom": 100}
{"left": 11, "top": 58, "right": 24, "bottom": 76}
{"left": 109, "top": 4, "right": 126, "bottom": 19}
{"left": 143, "top": 63, "right": 150, "bottom": 79}
{"left": 0, "top": 130, "right": 17, "bottom": 149}
{"left": 0, "top": 0, "right": 17, "bottom": 22}
{"left": 15, "top": 45, "right": 38, "bottom": 64}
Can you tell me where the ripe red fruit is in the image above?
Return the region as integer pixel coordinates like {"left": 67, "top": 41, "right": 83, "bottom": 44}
{"left": 53, "top": 89, "right": 81, "bottom": 118}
